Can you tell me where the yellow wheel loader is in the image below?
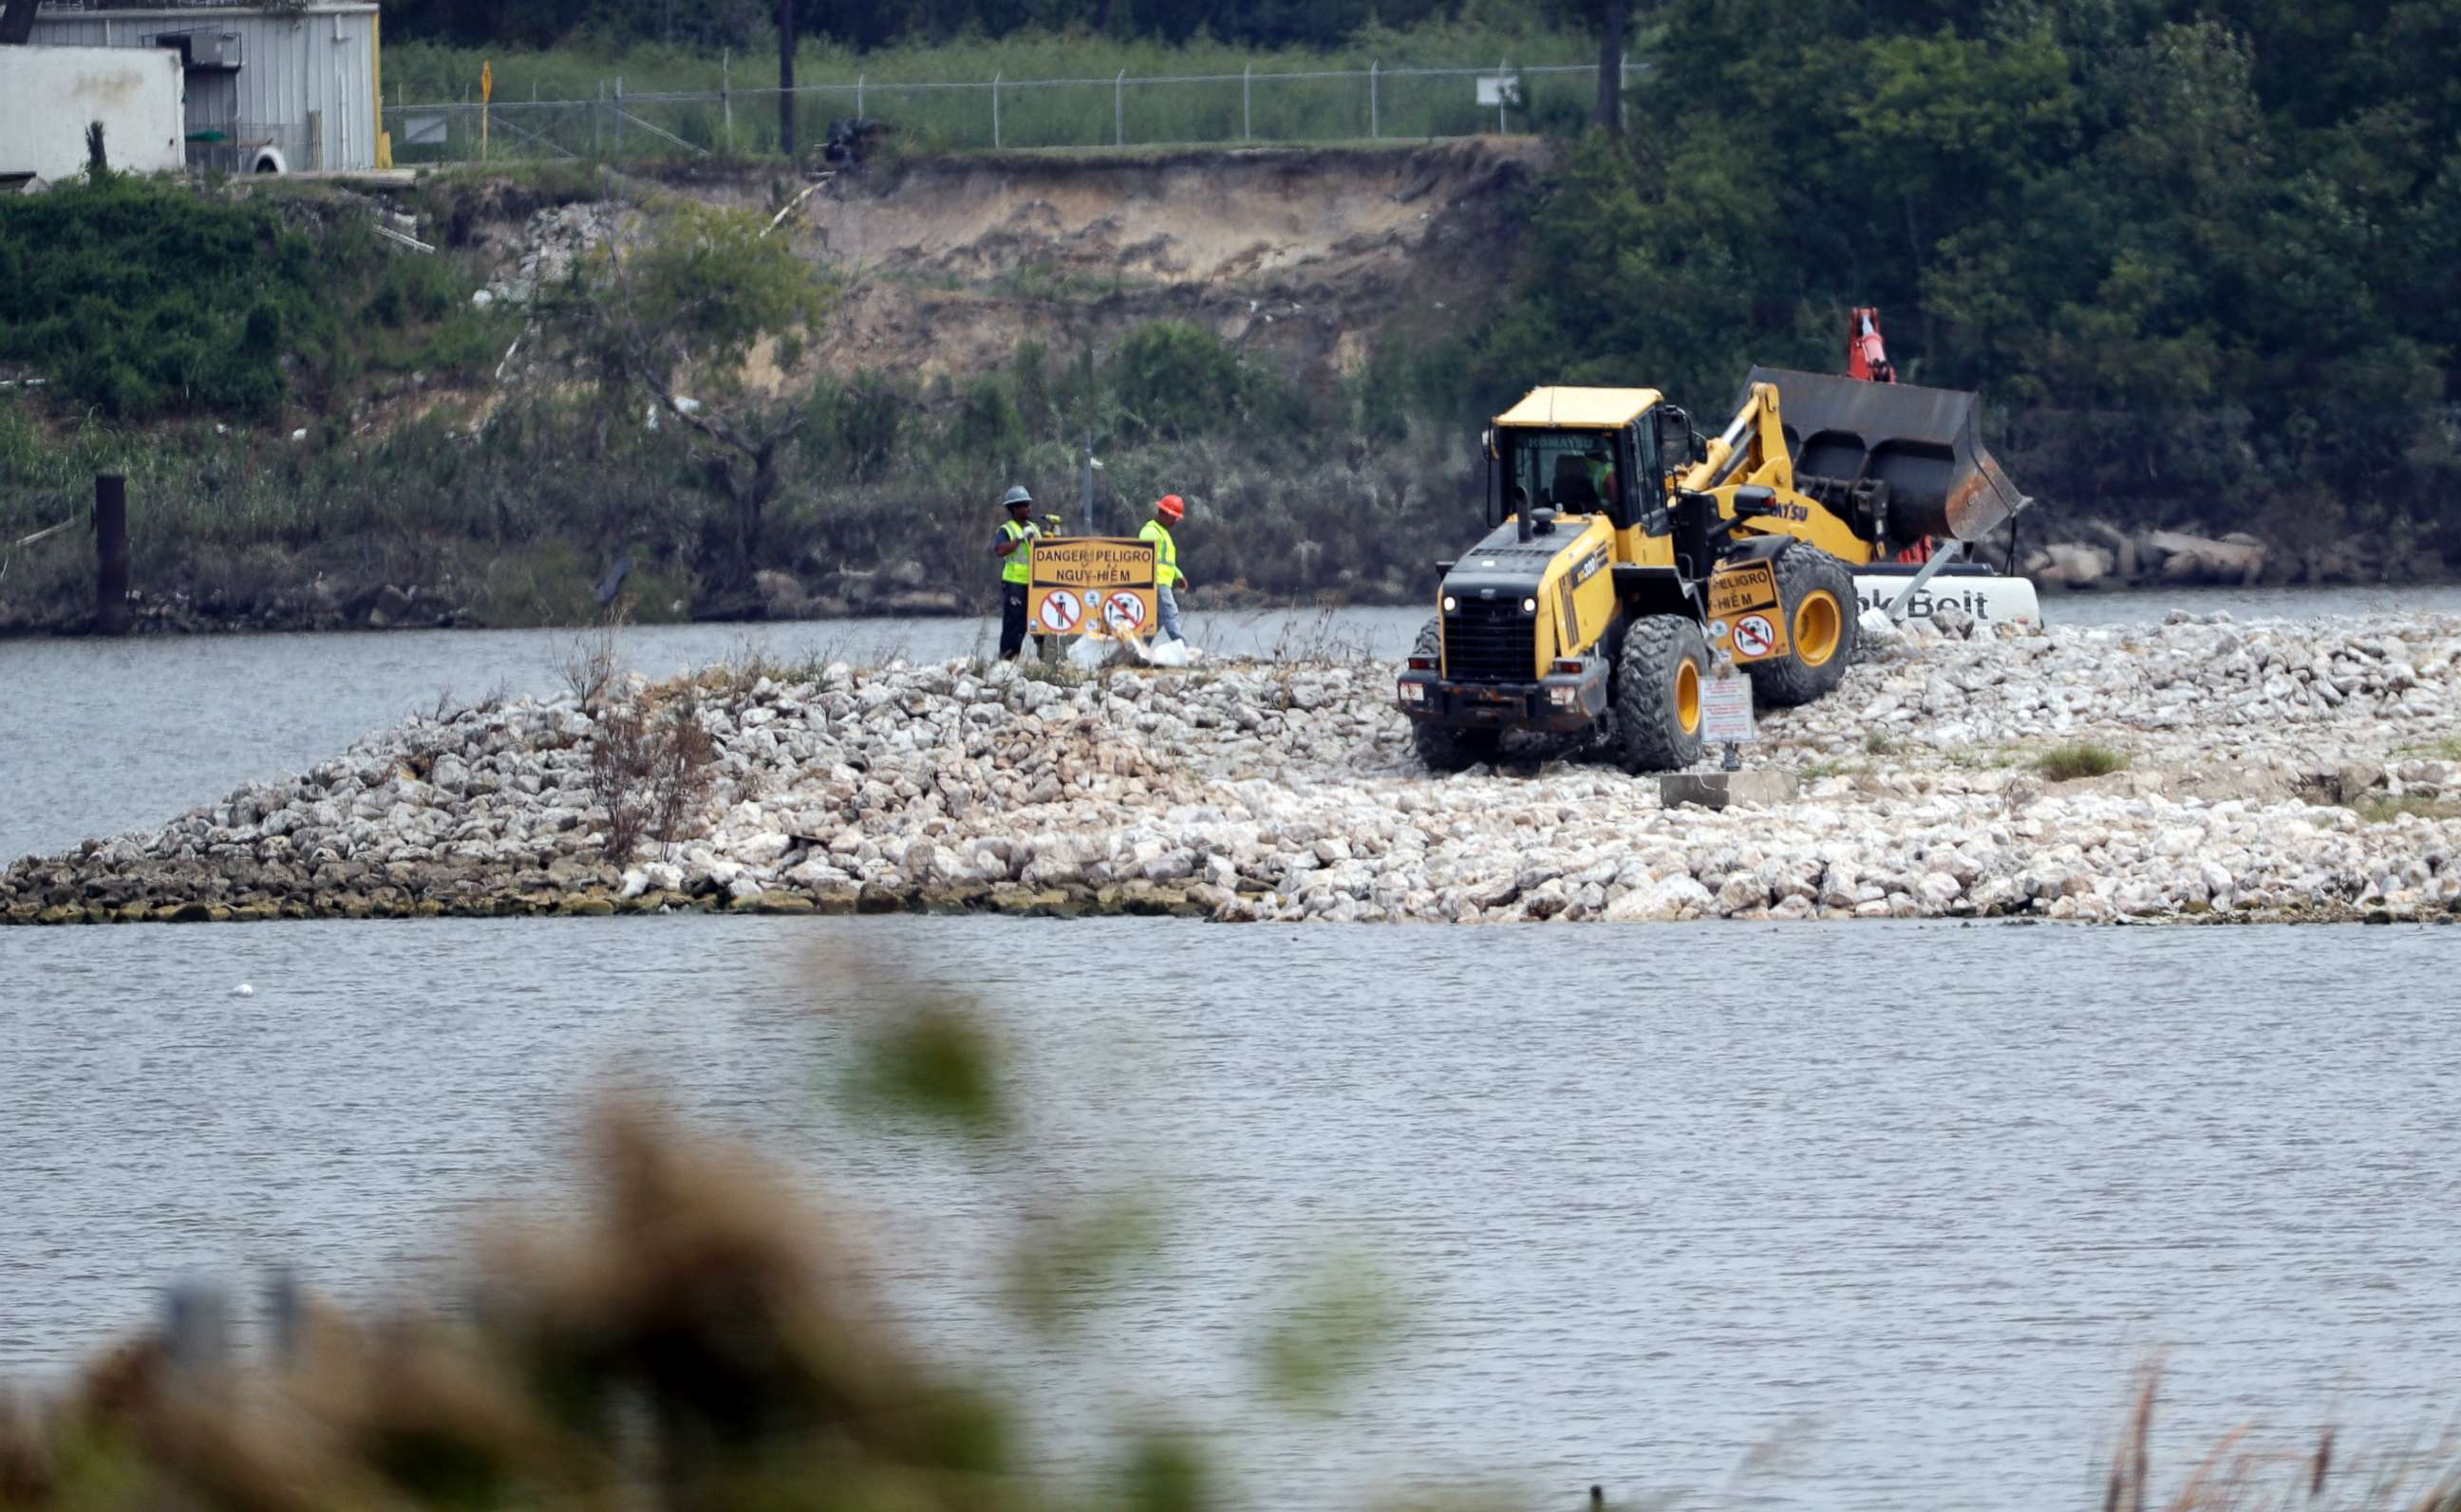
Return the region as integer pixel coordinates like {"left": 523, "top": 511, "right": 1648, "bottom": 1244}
{"left": 1395, "top": 372, "right": 2029, "bottom": 773}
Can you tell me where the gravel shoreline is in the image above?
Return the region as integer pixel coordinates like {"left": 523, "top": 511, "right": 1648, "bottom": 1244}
{"left": 7, "top": 611, "right": 2457, "bottom": 926}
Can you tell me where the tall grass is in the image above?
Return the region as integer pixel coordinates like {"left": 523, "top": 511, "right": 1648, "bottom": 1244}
{"left": 0, "top": 355, "right": 1481, "bottom": 631}
{"left": 383, "top": 20, "right": 1611, "bottom": 159}
{"left": 2352, "top": 795, "right": 2461, "bottom": 824}
{"left": 388, "top": 20, "right": 1605, "bottom": 101}
{"left": 0, "top": 395, "right": 698, "bottom": 631}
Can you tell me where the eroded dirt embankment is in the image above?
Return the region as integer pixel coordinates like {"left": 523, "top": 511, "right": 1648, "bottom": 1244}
{"left": 796, "top": 143, "right": 1540, "bottom": 383}
{"left": 460, "top": 140, "right": 1542, "bottom": 396}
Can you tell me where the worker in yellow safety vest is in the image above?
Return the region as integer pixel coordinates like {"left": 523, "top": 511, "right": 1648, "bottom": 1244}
{"left": 992, "top": 484, "right": 1041, "bottom": 659}
{"left": 1586, "top": 448, "right": 1617, "bottom": 510}
{"left": 1140, "top": 494, "right": 1188, "bottom": 642}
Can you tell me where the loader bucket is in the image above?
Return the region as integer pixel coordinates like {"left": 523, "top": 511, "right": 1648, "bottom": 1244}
{"left": 1745, "top": 366, "right": 2029, "bottom": 544}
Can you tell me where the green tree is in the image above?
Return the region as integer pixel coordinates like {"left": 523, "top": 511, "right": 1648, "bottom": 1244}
{"left": 1108, "top": 320, "right": 1249, "bottom": 442}
{"left": 573, "top": 200, "right": 839, "bottom": 597}
{"left": 1474, "top": 0, "right": 2461, "bottom": 553}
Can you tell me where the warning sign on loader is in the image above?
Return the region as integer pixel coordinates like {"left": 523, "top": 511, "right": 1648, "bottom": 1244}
{"left": 1029, "top": 538, "right": 1156, "bottom": 637}
{"left": 1707, "top": 561, "right": 1790, "bottom": 663}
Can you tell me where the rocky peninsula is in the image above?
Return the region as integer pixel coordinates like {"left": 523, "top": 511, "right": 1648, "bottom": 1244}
{"left": 6, "top": 611, "right": 2458, "bottom": 926}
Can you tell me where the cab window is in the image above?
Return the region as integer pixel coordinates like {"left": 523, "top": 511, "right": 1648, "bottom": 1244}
{"left": 1502, "top": 430, "right": 1624, "bottom": 524}
{"left": 1628, "top": 413, "right": 1666, "bottom": 525}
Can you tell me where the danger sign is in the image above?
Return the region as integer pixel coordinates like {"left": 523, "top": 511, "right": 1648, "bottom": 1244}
{"left": 1708, "top": 561, "right": 1776, "bottom": 619}
{"left": 1707, "top": 559, "right": 1789, "bottom": 663}
{"left": 1028, "top": 535, "right": 1157, "bottom": 637}
{"left": 1031, "top": 538, "right": 1156, "bottom": 590}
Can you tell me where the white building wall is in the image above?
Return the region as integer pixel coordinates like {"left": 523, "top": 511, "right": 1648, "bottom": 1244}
{"left": 27, "top": 6, "right": 380, "bottom": 171}
{"left": 0, "top": 47, "right": 187, "bottom": 179}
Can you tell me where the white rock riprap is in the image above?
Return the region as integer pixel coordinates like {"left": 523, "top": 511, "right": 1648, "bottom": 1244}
{"left": 5, "top": 612, "right": 2457, "bottom": 925}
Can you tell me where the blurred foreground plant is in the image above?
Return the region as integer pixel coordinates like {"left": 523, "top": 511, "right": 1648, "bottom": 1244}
{"left": 1, "top": 1020, "right": 2435, "bottom": 1512}
{"left": 0, "top": 1099, "right": 1034, "bottom": 1512}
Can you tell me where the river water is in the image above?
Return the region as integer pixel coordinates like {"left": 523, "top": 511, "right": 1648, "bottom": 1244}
{"left": 7, "top": 588, "right": 2461, "bottom": 1507}
{"left": 5, "top": 917, "right": 2459, "bottom": 1510}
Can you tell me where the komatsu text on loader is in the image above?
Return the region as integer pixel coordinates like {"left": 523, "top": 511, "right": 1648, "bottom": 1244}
{"left": 1395, "top": 371, "right": 2029, "bottom": 772}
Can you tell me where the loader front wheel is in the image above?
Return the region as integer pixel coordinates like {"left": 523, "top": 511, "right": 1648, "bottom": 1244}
{"left": 1614, "top": 614, "right": 1708, "bottom": 774}
{"left": 1749, "top": 546, "right": 1859, "bottom": 708}
{"left": 1408, "top": 616, "right": 1499, "bottom": 773}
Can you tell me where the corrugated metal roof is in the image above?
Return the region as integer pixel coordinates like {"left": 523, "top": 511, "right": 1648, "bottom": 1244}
{"left": 1493, "top": 386, "right": 1663, "bottom": 428}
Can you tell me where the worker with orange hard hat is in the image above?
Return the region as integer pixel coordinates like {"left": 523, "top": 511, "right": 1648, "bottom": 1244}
{"left": 1140, "top": 494, "right": 1189, "bottom": 643}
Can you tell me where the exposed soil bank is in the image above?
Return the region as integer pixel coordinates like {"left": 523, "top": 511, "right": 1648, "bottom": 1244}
{"left": 7, "top": 611, "right": 2458, "bottom": 925}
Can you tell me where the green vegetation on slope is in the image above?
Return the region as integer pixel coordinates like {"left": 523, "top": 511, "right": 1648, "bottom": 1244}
{"left": 13, "top": 0, "right": 2461, "bottom": 632}
{"left": 0, "top": 176, "right": 515, "bottom": 420}
{"left": 0, "top": 288, "right": 1457, "bottom": 630}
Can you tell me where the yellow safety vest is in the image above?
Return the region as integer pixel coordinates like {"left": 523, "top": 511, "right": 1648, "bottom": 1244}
{"left": 1000, "top": 519, "right": 1036, "bottom": 586}
{"left": 1139, "top": 519, "right": 1180, "bottom": 588}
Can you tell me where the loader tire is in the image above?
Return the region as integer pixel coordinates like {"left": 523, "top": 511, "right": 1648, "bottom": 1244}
{"left": 1748, "top": 546, "right": 1858, "bottom": 708}
{"left": 1407, "top": 617, "right": 1500, "bottom": 773}
{"left": 1614, "top": 614, "right": 1708, "bottom": 774}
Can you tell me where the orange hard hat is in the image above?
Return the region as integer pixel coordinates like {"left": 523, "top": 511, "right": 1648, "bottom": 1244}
{"left": 1155, "top": 494, "right": 1186, "bottom": 524}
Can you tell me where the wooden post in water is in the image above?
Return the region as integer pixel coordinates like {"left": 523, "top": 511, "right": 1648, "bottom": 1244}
{"left": 94, "top": 473, "right": 129, "bottom": 635}
{"left": 777, "top": 0, "right": 797, "bottom": 158}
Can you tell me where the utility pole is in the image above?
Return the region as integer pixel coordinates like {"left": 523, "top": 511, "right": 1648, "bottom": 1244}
{"left": 1080, "top": 431, "right": 1097, "bottom": 535}
{"left": 94, "top": 475, "right": 128, "bottom": 635}
{"left": 1593, "top": 0, "right": 1627, "bottom": 130}
{"left": 777, "top": 0, "right": 796, "bottom": 158}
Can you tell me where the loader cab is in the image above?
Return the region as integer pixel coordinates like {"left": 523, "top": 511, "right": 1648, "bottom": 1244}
{"left": 1485, "top": 387, "right": 1676, "bottom": 540}
{"left": 1490, "top": 427, "right": 1635, "bottom": 527}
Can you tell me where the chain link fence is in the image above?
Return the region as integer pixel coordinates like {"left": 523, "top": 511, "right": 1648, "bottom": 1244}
{"left": 389, "top": 61, "right": 1627, "bottom": 164}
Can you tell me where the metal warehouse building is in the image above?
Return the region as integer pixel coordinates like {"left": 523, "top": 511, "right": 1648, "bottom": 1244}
{"left": 27, "top": 2, "right": 386, "bottom": 172}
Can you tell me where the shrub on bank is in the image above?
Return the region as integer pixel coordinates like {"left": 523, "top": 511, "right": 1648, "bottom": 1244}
{"left": 0, "top": 177, "right": 513, "bottom": 422}
{"left": 2037, "top": 742, "right": 2129, "bottom": 781}
{"left": 1108, "top": 320, "right": 1249, "bottom": 442}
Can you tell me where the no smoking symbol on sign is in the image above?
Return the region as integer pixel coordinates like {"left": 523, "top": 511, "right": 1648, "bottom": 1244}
{"left": 1104, "top": 592, "right": 1148, "bottom": 631}
{"left": 1734, "top": 614, "right": 1777, "bottom": 658}
{"left": 1038, "top": 594, "right": 1082, "bottom": 632}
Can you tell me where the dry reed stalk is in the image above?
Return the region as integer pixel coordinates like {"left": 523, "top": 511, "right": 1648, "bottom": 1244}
{"left": 2164, "top": 1425, "right": 2251, "bottom": 1511}
{"left": 2110, "top": 1365, "right": 2162, "bottom": 1512}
